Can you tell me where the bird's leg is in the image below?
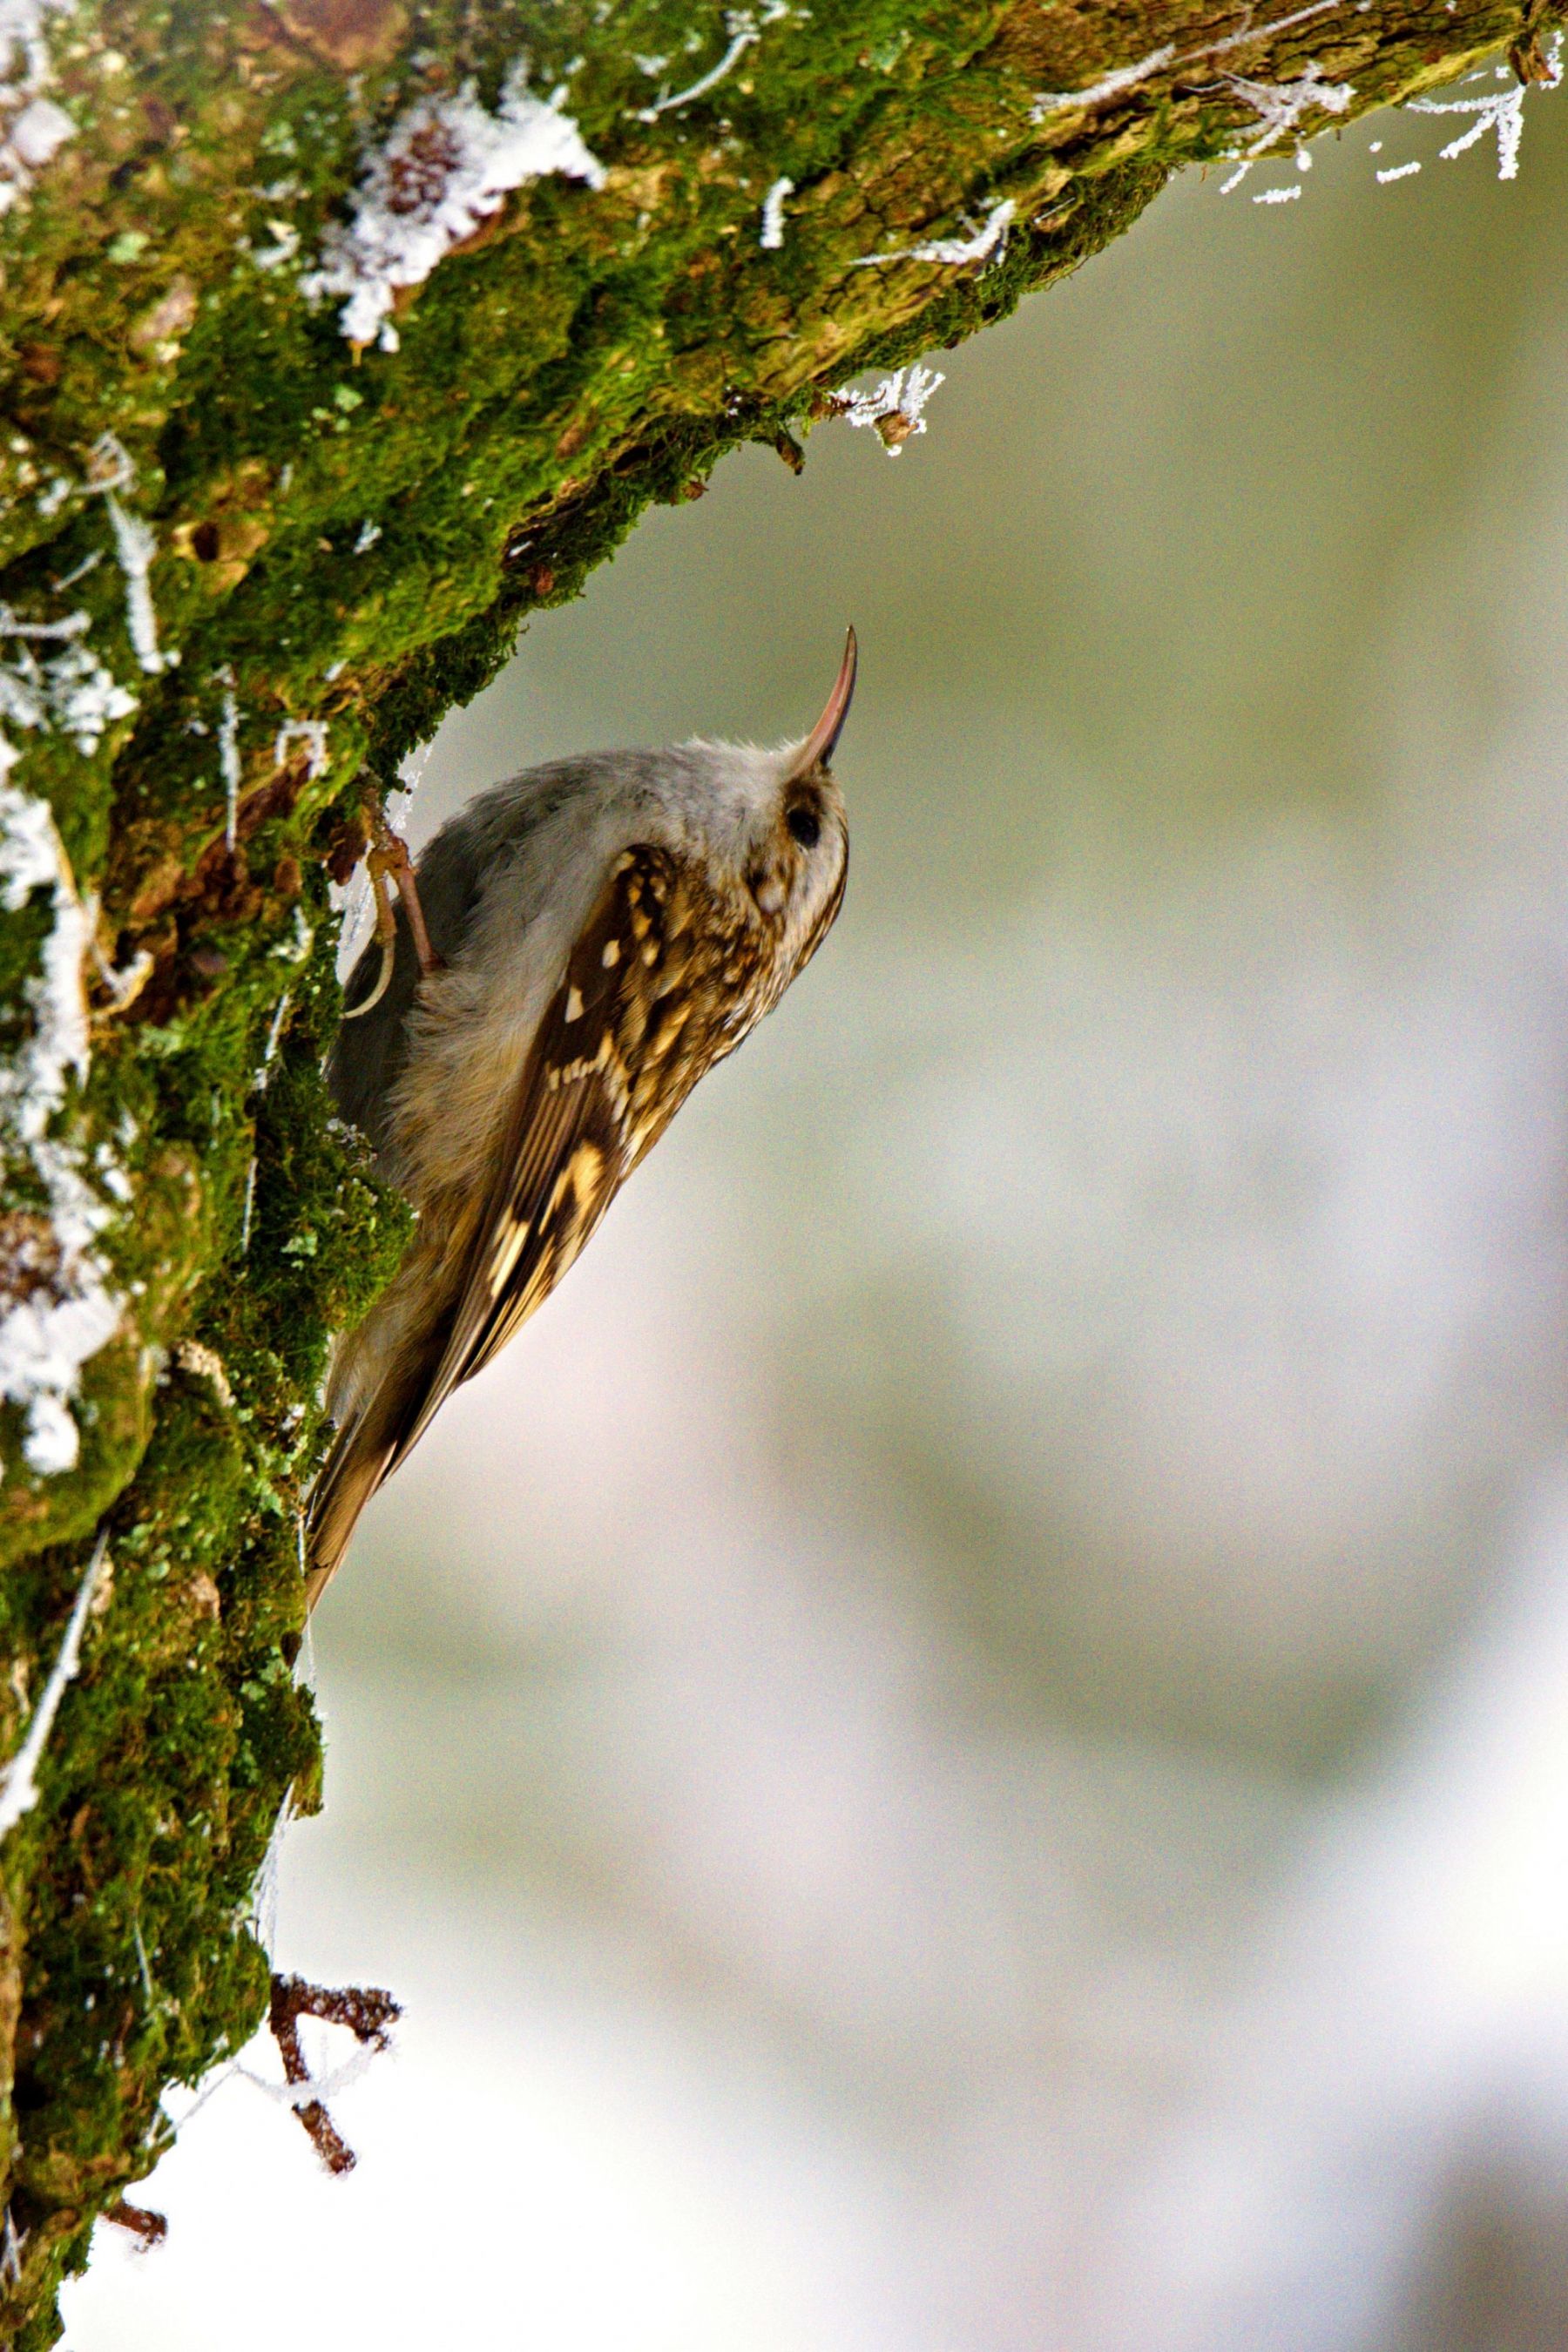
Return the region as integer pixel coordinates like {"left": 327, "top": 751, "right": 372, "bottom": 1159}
{"left": 341, "top": 794, "right": 443, "bottom": 1021}
{"left": 341, "top": 848, "right": 399, "bottom": 1020}
{"left": 367, "top": 801, "right": 443, "bottom": 977}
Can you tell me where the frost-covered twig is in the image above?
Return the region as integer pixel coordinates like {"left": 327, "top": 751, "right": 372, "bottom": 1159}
{"left": 254, "top": 990, "right": 291, "bottom": 1094}
{"left": 759, "top": 173, "right": 793, "bottom": 249}
{"left": 1031, "top": 0, "right": 1338, "bottom": 118}
{"left": 238, "top": 1155, "right": 257, "bottom": 1258}
{"left": 634, "top": 3, "right": 791, "bottom": 119}
{"left": 853, "top": 198, "right": 1014, "bottom": 271}
{"left": 274, "top": 717, "right": 330, "bottom": 779}
{"left": 218, "top": 677, "right": 240, "bottom": 851}
{"left": 1409, "top": 36, "right": 1562, "bottom": 179}
{"left": 0, "top": 605, "right": 135, "bottom": 756}
{"left": 83, "top": 437, "right": 171, "bottom": 675}
{"left": 302, "top": 62, "right": 604, "bottom": 352}
{"left": 832, "top": 363, "right": 947, "bottom": 455}
{"left": 1216, "top": 63, "right": 1354, "bottom": 192}
{"left": 0, "top": 1524, "right": 109, "bottom": 1837}
{"left": 0, "top": 774, "right": 122, "bottom": 1470}
{"left": 0, "top": 1, "right": 77, "bottom": 220}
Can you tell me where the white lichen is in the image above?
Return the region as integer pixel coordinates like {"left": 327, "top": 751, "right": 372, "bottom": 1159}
{"left": 301, "top": 62, "right": 605, "bottom": 352}
{"left": 1376, "top": 157, "right": 1423, "bottom": 181}
{"left": 351, "top": 519, "right": 382, "bottom": 553}
{"left": 0, "top": 1524, "right": 110, "bottom": 1838}
{"left": 759, "top": 172, "right": 793, "bottom": 250}
{"left": 853, "top": 198, "right": 1014, "bottom": 271}
{"left": 834, "top": 362, "right": 946, "bottom": 455}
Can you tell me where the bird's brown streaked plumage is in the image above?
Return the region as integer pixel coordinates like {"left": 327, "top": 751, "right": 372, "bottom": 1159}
{"left": 305, "top": 634, "right": 855, "bottom": 1608}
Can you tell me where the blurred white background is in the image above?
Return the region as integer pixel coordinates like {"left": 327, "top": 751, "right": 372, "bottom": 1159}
{"left": 66, "top": 79, "right": 1568, "bottom": 2352}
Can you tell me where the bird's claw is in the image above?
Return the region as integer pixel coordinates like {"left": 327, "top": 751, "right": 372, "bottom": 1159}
{"left": 341, "top": 791, "right": 443, "bottom": 1021}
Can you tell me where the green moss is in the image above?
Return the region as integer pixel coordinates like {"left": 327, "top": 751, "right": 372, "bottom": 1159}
{"left": 0, "top": 0, "right": 1551, "bottom": 2338}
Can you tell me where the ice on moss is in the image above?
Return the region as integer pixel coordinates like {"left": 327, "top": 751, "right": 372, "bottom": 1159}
{"left": 0, "top": 772, "right": 123, "bottom": 1475}
{"left": 301, "top": 63, "right": 605, "bottom": 352}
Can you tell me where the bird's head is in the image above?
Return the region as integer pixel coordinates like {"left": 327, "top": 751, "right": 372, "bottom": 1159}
{"left": 736, "top": 625, "right": 855, "bottom": 975}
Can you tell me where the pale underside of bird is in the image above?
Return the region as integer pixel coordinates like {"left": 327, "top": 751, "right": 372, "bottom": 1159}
{"left": 304, "top": 631, "right": 856, "bottom": 1608}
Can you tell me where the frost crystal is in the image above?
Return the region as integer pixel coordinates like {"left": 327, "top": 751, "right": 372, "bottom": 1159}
{"left": 1410, "top": 34, "right": 1562, "bottom": 180}
{"left": 834, "top": 363, "right": 946, "bottom": 456}
{"left": 853, "top": 199, "right": 1014, "bottom": 272}
{"left": 0, "top": 606, "right": 135, "bottom": 754}
{"left": 1217, "top": 63, "right": 1354, "bottom": 193}
{"left": 301, "top": 63, "right": 605, "bottom": 352}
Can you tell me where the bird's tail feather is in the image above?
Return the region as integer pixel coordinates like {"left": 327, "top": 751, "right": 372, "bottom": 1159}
{"left": 303, "top": 1409, "right": 396, "bottom": 1613}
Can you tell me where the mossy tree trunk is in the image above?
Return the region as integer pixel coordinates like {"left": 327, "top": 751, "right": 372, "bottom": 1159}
{"left": 0, "top": 0, "right": 1552, "bottom": 2338}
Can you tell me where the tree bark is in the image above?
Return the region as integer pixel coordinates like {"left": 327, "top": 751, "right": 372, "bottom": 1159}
{"left": 0, "top": 0, "right": 1551, "bottom": 2336}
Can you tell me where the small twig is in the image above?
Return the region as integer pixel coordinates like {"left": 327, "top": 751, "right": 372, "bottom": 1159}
{"left": 105, "top": 2198, "right": 167, "bottom": 2250}
{"left": 267, "top": 1971, "right": 402, "bottom": 2175}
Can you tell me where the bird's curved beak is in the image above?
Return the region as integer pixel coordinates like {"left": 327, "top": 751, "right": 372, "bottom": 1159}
{"left": 791, "top": 626, "right": 858, "bottom": 774}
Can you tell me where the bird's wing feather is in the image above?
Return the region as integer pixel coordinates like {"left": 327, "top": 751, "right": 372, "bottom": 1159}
{"left": 380, "top": 843, "right": 696, "bottom": 1481}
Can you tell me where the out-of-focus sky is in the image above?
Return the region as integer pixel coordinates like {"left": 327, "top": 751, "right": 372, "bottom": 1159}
{"left": 69, "top": 77, "right": 1568, "bottom": 2352}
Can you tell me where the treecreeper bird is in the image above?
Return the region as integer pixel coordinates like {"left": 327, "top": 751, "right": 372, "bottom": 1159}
{"left": 305, "top": 629, "right": 856, "bottom": 1608}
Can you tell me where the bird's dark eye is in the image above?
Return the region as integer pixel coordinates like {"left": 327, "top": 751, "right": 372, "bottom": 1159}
{"left": 786, "top": 804, "right": 821, "bottom": 849}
